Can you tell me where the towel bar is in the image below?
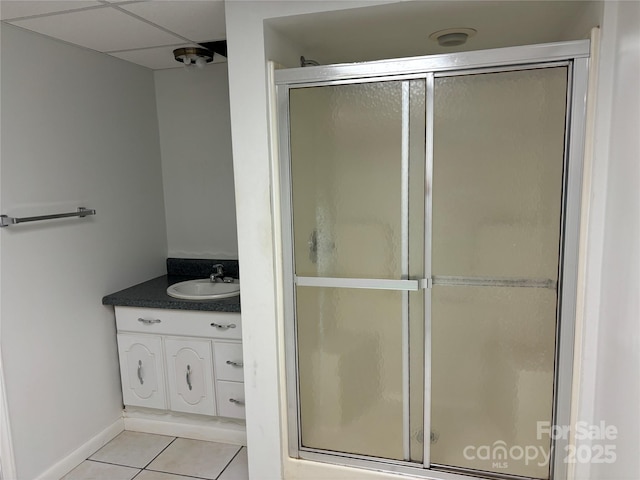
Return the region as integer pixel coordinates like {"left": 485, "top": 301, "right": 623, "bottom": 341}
{"left": 0, "top": 207, "right": 96, "bottom": 228}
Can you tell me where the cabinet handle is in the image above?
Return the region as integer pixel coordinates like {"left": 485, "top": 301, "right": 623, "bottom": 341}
{"left": 210, "top": 322, "right": 236, "bottom": 329}
{"left": 186, "top": 365, "right": 193, "bottom": 391}
{"left": 229, "top": 398, "right": 245, "bottom": 406}
{"left": 137, "top": 360, "right": 144, "bottom": 385}
{"left": 226, "top": 360, "right": 243, "bottom": 368}
{"left": 138, "top": 318, "right": 161, "bottom": 325}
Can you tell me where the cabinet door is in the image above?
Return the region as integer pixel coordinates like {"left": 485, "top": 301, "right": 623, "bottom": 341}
{"left": 164, "top": 338, "right": 216, "bottom": 416}
{"left": 117, "top": 334, "right": 166, "bottom": 410}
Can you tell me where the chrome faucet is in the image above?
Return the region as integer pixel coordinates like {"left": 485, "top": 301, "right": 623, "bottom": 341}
{"left": 210, "top": 264, "right": 224, "bottom": 282}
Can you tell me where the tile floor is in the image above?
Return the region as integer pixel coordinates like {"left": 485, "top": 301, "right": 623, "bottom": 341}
{"left": 61, "top": 431, "right": 248, "bottom": 480}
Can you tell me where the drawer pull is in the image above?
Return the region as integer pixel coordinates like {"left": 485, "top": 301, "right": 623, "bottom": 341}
{"left": 138, "top": 318, "right": 161, "bottom": 325}
{"left": 186, "top": 365, "right": 193, "bottom": 391}
{"left": 226, "top": 360, "right": 243, "bottom": 368}
{"left": 229, "top": 398, "right": 245, "bottom": 406}
{"left": 211, "top": 322, "right": 236, "bottom": 330}
{"left": 137, "top": 360, "right": 144, "bottom": 385}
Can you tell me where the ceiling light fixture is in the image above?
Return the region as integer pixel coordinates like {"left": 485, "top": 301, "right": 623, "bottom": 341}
{"left": 429, "top": 28, "right": 477, "bottom": 47}
{"left": 173, "top": 47, "right": 213, "bottom": 67}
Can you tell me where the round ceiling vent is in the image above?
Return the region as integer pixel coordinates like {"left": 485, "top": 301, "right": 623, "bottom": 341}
{"left": 429, "top": 28, "right": 477, "bottom": 47}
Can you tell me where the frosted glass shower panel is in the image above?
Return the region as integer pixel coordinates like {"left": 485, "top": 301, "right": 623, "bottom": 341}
{"left": 296, "top": 286, "right": 405, "bottom": 460}
{"left": 290, "top": 82, "right": 404, "bottom": 279}
{"left": 430, "top": 286, "right": 557, "bottom": 479}
{"left": 432, "top": 68, "right": 568, "bottom": 279}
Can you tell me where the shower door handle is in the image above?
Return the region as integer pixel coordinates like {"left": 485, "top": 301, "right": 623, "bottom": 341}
{"left": 295, "top": 276, "right": 422, "bottom": 291}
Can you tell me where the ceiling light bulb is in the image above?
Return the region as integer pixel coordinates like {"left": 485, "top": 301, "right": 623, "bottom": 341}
{"left": 173, "top": 47, "right": 213, "bottom": 67}
{"left": 196, "top": 57, "right": 206, "bottom": 68}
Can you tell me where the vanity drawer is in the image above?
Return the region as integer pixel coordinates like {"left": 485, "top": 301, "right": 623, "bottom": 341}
{"left": 213, "top": 341, "right": 244, "bottom": 382}
{"left": 115, "top": 306, "right": 241, "bottom": 339}
{"left": 216, "top": 381, "right": 246, "bottom": 419}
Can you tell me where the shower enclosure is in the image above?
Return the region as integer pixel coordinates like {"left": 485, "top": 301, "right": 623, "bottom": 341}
{"left": 276, "top": 41, "right": 589, "bottom": 480}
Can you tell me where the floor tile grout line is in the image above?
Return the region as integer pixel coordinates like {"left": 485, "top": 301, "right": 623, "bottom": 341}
{"left": 82, "top": 458, "right": 142, "bottom": 470}
{"left": 143, "top": 466, "right": 215, "bottom": 480}
{"left": 66, "top": 459, "right": 141, "bottom": 480}
{"left": 142, "top": 436, "right": 179, "bottom": 470}
{"left": 130, "top": 467, "right": 144, "bottom": 480}
{"left": 213, "top": 445, "right": 244, "bottom": 480}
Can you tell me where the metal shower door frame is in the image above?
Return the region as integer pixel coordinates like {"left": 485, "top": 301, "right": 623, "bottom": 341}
{"left": 275, "top": 39, "right": 589, "bottom": 480}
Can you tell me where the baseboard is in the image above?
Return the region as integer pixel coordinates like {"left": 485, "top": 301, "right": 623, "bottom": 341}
{"left": 34, "top": 418, "right": 124, "bottom": 480}
{"left": 123, "top": 408, "right": 246, "bottom": 446}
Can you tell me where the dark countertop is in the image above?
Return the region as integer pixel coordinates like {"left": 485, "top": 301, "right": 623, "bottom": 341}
{"left": 102, "top": 275, "right": 241, "bottom": 313}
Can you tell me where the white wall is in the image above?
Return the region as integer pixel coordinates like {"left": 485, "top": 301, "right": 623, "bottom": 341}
{"left": 575, "top": 2, "right": 640, "bottom": 479}
{"left": 560, "top": 1, "right": 604, "bottom": 41}
{"left": 154, "top": 64, "right": 238, "bottom": 259}
{"left": 0, "top": 24, "right": 167, "bottom": 479}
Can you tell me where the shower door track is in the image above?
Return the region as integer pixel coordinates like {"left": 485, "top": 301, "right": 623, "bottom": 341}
{"left": 276, "top": 39, "right": 589, "bottom": 480}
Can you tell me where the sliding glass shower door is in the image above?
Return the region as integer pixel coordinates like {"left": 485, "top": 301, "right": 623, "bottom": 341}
{"left": 429, "top": 67, "right": 568, "bottom": 479}
{"left": 278, "top": 41, "right": 588, "bottom": 480}
{"left": 289, "top": 79, "right": 425, "bottom": 462}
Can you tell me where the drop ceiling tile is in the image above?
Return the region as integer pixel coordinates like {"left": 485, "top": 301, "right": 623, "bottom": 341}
{"left": 0, "top": 1, "right": 102, "bottom": 20}
{"left": 9, "top": 7, "right": 184, "bottom": 52}
{"left": 109, "top": 43, "right": 194, "bottom": 70}
{"left": 119, "top": 1, "right": 225, "bottom": 43}
{"left": 110, "top": 43, "right": 227, "bottom": 70}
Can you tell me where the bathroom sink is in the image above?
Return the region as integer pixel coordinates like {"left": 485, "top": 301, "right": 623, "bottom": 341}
{"left": 167, "top": 279, "right": 240, "bottom": 300}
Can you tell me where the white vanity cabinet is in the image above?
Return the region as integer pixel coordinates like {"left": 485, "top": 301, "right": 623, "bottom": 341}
{"left": 114, "top": 306, "right": 245, "bottom": 420}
